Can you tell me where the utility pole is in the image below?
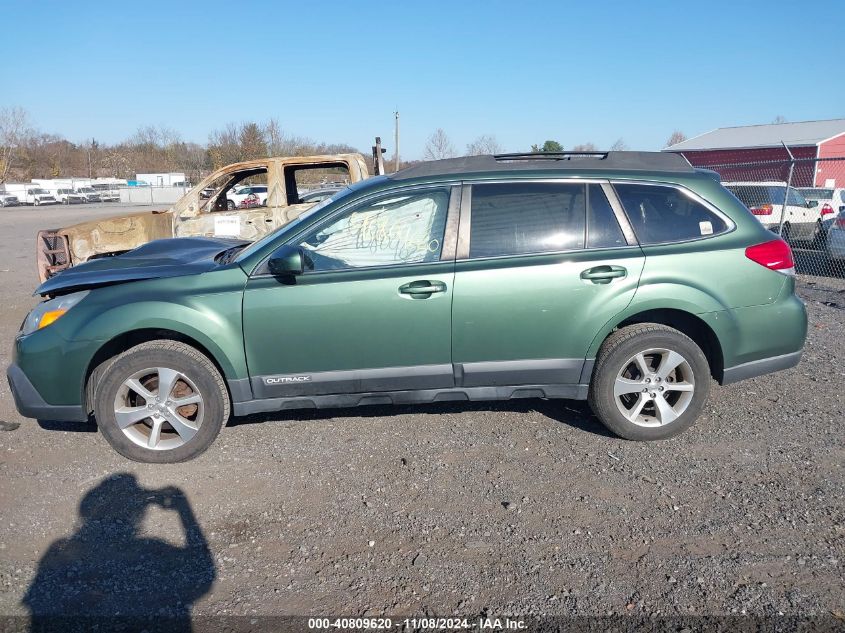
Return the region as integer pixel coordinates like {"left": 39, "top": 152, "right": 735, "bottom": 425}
{"left": 394, "top": 111, "right": 400, "bottom": 173}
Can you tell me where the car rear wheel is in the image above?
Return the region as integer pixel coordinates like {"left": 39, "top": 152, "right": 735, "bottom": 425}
{"left": 588, "top": 324, "right": 710, "bottom": 441}
{"left": 227, "top": 200, "right": 236, "bottom": 210}
{"left": 93, "top": 340, "right": 229, "bottom": 463}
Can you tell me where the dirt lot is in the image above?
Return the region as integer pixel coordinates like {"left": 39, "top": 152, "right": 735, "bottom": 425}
{"left": 0, "top": 204, "right": 843, "bottom": 623}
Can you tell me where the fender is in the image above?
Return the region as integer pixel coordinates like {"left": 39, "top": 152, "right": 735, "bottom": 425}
{"left": 585, "top": 281, "right": 733, "bottom": 360}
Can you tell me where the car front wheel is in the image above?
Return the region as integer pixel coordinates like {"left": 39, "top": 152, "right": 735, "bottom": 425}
{"left": 93, "top": 340, "right": 230, "bottom": 462}
{"left": 588, "top": 324, "right": 710, "bottom": 441}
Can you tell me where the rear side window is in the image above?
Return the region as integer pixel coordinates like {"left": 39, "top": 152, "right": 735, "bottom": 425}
{"left": 469, "top": 182, "right": 585, "bottom": 258}
{"left": 587, "top": 185, "right": 626, "bottom": 249}
{"left": 614, "top": 183, "right": 729, "bottom": 245}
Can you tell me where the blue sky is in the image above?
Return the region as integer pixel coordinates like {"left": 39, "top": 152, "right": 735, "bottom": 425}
{"left": 2, "top": 0, "right": 843, "bottom": 158}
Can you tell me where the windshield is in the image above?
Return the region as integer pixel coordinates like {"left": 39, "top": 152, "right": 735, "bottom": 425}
{"left": 236, "top": 185, "right": 361, "bottom": 261}
{"left": 79, "top": 187, "right": 95, "bottom": 193}
{"left": 30, "top": 188, "right": 48, "bottom": 194}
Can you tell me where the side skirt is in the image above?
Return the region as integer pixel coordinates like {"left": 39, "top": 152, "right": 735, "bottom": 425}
{"left": 232, "top": 383, "right": 590, "bottom": 417}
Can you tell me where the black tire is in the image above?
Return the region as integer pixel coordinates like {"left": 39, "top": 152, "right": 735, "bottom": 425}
{"left": 227, "top": 200, "right": 236, "bottom": 210}
{"left": 780, "top": 223, "right": 792, "bottom": 244}
{"left": 93, "top": 340, "right": 229, "bottom": 463}
{"left": 588, "top": 324, "right": 710, "bottom": 441}
{"left": 811, "top": 220, "right": 826, "bottom": 249}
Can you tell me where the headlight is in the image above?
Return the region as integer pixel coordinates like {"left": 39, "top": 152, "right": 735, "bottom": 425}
{"left": 21, "top": 290, "right": 89, "bottom": 336}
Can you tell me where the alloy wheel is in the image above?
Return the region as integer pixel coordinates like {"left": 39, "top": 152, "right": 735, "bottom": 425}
{"left": 113, "top": 367, "right": 204, "bottom": 450}
{"left": 613, "top": 348, "right": 695, "bottom": 427}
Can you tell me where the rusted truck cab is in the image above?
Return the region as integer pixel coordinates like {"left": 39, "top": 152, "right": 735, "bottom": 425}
{"left": 37, "top": 153, "right": 370, "bottom": 281}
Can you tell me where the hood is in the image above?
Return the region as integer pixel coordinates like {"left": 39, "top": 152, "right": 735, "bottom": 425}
{"left": 36, "top": 236, "right": 248, "bottom": 296}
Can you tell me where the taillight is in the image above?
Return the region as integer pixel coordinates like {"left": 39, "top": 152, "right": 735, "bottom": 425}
{"left": 745, "top": 239, "right": 795, "bottom": 274}
{"left": 751, "top": 204, "right": 773, "bottom": 216}
{"left": 821, "top": 203, "right": 833, "bottom": 216}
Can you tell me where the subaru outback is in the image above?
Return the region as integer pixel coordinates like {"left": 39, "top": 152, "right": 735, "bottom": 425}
{"left": 8, "top": 151, "right": 807, "bottom": 463}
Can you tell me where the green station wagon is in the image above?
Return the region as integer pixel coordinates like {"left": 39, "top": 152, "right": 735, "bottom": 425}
{"left": 8, "top": 151, "right": 807, "bottom": 462}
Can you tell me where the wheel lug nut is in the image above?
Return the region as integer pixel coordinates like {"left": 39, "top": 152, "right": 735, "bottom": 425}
{"left": 645, "top": 378, "right": 651, "bottom": 383}
{"left": 650, "top": 392, "right": 656, "bottom": 398}
{"left": 659, "top": 386, "right": 664, "bottom": 391}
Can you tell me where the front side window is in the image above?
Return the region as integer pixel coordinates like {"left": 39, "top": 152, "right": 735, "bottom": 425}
{"left": 469, "top": 182, "right": 586, "bottom": 258}
{"left": 297, "top": 189, "right": 450, "bottom": 272}
{"left": 614, "top": 183, "right": 729, "bottom": 245}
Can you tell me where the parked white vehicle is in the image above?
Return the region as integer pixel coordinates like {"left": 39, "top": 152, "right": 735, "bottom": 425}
{"left": 3, "top": 184, "right": 57, "bottom": 205}
{"left": 90, "top": 183, "right": 120, "bottom": 202}
{"left": 0, "top": 191, "right": 20, "bottom": 207}
{"left": 725, "top": 181, "right": 819, "bottom": 243}
{"left": 54, "top": 188, "right": 86, "bottom": 204}
{"left": 226, "top": 184, "right": 268, "bottom": 209}
{"left": 74, "top": 186, "right": 102, "bottom": 203}
{"left": 798, "top": 187, "right": 845, "bottom": 234}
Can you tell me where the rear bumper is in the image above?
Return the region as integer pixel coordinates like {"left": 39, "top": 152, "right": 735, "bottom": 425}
{"left": 6, "top": 363, "right": 87, "bottom": 422}
{"left": 721, "top": 350, "right": 802, "bottom": 385}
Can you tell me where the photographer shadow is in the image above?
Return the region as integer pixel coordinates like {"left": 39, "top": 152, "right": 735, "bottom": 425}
{"left": 22, "top": 473, "right": 215, "bottom": 632}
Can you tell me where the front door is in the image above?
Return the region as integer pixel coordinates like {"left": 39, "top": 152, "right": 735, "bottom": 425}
{"left": 242, "top": 185, "right": 458, "bottom": 399}
{"left": 451, "top": 181, "right": 645, "bottom": 388}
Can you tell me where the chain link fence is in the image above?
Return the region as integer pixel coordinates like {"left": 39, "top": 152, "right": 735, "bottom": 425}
{"left": 700, "top": 157, "right": 845, "bottom": 295}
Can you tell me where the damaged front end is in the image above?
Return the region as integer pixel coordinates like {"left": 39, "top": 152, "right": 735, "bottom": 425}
{"left": 36, "top": 212, "right": 175, "bottom": 282}
{"left": 36, "top": 230, "right": 72, "bottom": 281}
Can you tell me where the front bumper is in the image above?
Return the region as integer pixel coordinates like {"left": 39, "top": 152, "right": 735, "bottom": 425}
{"left": 6, "top": 363, "right": 87, "bottom": 422}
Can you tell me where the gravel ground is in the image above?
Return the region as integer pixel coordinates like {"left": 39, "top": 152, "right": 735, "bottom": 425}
{"left": 0, "top": 204, "right": 842, "bottom": 623}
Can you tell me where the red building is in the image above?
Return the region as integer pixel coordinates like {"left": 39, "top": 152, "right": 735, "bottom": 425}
{"left": 665, "top": 118, "right": 845, "bottom": 187}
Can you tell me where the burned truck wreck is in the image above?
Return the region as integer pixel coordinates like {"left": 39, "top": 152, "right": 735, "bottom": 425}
{"left": 36, "top": 153, "right": 371, "bottom": 281}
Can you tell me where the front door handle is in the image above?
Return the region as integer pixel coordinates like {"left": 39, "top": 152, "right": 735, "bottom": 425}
{"left": 580, "top": 265, "right": 627, "bottom": 284}
{"left": 399, "top": 280, "right": 447, "bottom": 297}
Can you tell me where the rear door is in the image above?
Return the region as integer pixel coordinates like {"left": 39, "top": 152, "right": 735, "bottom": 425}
{"left": 451, "top": 180, "right": 645, "bottom": 389}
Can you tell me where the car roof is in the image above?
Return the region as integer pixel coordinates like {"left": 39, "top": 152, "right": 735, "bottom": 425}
{"left": 389, "top": 151, "right": 695, "bottom": 181}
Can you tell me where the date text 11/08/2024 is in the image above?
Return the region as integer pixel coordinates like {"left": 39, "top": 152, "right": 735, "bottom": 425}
{"left": 307, "top": 617, "right": 527, "bottom": 630}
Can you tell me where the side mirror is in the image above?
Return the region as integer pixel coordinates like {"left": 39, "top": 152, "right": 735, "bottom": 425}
{"left": 268, "top": 245, "right": 304, "bottom": 276}
{"left": 807, "top": 200, "right": 818, "bottom": 208}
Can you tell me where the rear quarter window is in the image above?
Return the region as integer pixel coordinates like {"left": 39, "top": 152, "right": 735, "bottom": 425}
{"left": 614, "top": 183, "right": 729, "bottom": 245}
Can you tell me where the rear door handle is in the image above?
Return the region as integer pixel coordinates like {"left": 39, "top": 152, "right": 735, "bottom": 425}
{"left": 580, "top": 265, "right": 627, "bottom": 284}
{"left": 399, "top": 280, "right": 447, "bottom": 297}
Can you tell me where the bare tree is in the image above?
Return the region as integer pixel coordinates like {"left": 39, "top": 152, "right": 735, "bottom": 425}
{"left": 610, "top": 138, "right": 628, "bottom": 151}
{"left": 571, "top": 142, "right": 597, "bottom": 152}
{"left": 0, "top": 107, "right": 32, "bottom": 183}
{"left": 665, "top": 130, "right": 687, "bottom": 148}
{"left": 465, "top": 134, "right": 502, "bottom": 156}
{"left": 424, "top": 129, "right": 456, "bottom": 160}
{"left": 773, "top": 115, "right": 787, "bottom": 124}
{"left": 208, "top": 123, "right": 242, "bottom": 169}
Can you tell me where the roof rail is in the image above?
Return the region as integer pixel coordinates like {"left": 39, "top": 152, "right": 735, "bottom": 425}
{"left": 494, "top": 151, "right": 609, "bottom": 161}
